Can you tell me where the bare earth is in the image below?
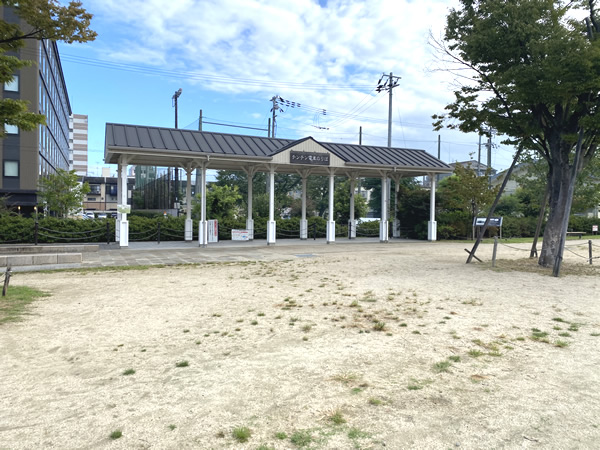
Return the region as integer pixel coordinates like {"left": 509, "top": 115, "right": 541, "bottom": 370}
{"left": 1, "top": 241, "right": 599, "bottom": 449}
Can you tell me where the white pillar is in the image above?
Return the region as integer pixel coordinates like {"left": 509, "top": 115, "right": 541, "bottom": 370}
{"left": 267, "top": 166, "right": 276, "bottom": 245}
{"left": 300, "top": 174, "right": 308, "bottom": 240}
{"left": 348, "top": 177, "right": 357, "bottom": 239}
{"left": 380, "top": 175, "right": 388, "bottom": 243}
{"left": 198, "top": 164, "right": 208, "bottom": 247}
{"left": 428, "top": 173, "right": 437, "bottom": 241}
{"left": 326, "top": 171, "right": 335, "bottom": 243}
{"left": 246, "top": 168, "right": 254, "bottom": 240}
{"left": 115, "top": 164, "right": 122, "bottom": 243}
{"left": 185, "top": 166, "right": 193, "bottom": 241}
{"left": 118, "top": 159, "right": 129, "bottom": 247}
{"left": 393, "top": 177, "right": 401, "bottom": 238}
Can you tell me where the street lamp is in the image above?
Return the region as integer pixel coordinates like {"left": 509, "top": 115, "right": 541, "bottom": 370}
{"left": 172, "top": 88, "right": 182, "bottom": 128}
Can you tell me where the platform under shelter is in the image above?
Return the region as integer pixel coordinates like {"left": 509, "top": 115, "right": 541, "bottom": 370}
{"left": 104, "top": 123, "right": 453, "bottom": 248}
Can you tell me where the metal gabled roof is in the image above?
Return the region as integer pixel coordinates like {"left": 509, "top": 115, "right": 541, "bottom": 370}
{"left": 105, "top": 123, "right": 452, "bottom": 175}
{"left": 318, "top": 142, "right": 452, "bottom": 171}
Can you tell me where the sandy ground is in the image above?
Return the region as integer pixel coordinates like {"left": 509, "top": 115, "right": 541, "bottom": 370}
{"left": 1, "top": 241, "right": 600, "bottom": 450}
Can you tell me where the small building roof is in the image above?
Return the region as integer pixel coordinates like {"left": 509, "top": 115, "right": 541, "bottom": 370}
{"left": 105, "top": 123, "right": 452, "bottom": 177}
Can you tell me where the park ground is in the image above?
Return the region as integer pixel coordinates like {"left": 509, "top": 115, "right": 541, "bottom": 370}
{"left": 0, "top": 241, "right": 599, "bottom": 449}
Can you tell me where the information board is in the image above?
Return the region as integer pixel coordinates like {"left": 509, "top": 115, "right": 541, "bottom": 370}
{"left": 207, "top": 220, "right": 218, "bottom": 243}
{"left": 232, "top": 229, "right": 250, "bottom": 241}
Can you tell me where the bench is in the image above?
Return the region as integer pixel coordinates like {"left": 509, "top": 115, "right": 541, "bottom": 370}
{"left": 566, "top": 231, "right": 584, "bottom": 239}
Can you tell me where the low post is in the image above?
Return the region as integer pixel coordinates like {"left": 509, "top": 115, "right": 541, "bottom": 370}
{"left": 492, "top": 236, "right": 498, "bottom": 267}
{"left": 313, "top": 223, "right": 317, "bottom": 240}
{"left": 2, "top": 267, "right": 11, "bottom": 296}
{"left": 157, "top": 222, "right": 161, "bottom": 245}
{"left": 589, "top": 240, "right": 593, "bottom": 265}
{"left": 106, "top": 222, "right": 110, "bottom": 245}
{"left": 34, "top": 221, "right": 38, "bottom": 245}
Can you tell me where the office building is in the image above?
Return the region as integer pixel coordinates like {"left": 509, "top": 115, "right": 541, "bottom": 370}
{"left": 0, "top": 6, "right": 72, "bottom": 214}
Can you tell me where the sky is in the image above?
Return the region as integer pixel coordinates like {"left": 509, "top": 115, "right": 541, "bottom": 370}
{"left": 57, "top": 0, "right": 519, "bottom": 178}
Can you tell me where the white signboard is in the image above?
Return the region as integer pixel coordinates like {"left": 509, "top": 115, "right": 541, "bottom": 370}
{"left": 593, "top": 225, "right": 598, "bottom": 232}
{"left": 232, "top": 229, "right": 250, "bottom": 241}
{"left": 207, "top": 220, "right": 219, "bottom": 243}
{"left": 117, "top": 204, "right": 131, "bottom": 214}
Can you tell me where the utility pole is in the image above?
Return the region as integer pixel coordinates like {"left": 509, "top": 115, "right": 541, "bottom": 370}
{"left": 376, "top": 72, "right": 401, "bottom": 148}
{"left": 487, "top": 129, "right": 493, "bottom": 186}
{"left": 172, "top": 88, "right": 182, "bottom": 212}
{"left": 198, "top": 109, "right": 202, "bottom": 131}
{"left": 477, "top": 135, "right": 482, "bottom": 177}
{"left": 437, "top": 134, "right": 441, "bottom": 183}
{"left": 270, "top": 96, "right": 280, "bottom": 138}
{"left": 359, "top": 126, "right": 362, "bottom": 145}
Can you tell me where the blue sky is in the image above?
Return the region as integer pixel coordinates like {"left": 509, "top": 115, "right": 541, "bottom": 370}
{"left": 57, "top": 0, "right": 518, "bottom": 177}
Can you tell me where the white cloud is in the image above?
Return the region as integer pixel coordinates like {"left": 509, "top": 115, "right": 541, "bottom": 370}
{"left": 79, "top": 0, "right": 514, "bottom": 168}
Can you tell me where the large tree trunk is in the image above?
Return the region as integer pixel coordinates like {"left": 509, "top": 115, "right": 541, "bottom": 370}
{"left": 538, "top": 136, "right": 583, "bottom": 268}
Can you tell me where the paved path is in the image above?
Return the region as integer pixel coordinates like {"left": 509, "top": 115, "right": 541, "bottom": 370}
{"left": 9, "top": 238, "right": 426, "bottom": 271}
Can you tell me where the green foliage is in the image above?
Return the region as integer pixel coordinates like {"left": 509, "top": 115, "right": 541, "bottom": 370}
{"left": 192, "top": 184, "right": 242, "bottom": 222}
{"left": 433, "top": 0, "right": 600, "bottom": 265}
{"left": 396, "top": 181, "right": 431, "bottom": 238}
{"left": 334, "top": 179, "right": 368, "bottom": 223}
{"left": 1, "top": 1, "right": 96, "bottom": 134}
{"left": 38, "top": 169, "right": 90, "bottom": 218}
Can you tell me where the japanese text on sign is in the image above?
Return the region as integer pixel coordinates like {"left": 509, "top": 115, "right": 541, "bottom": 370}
{"left": 290, "top": 151, "right": 330, "bottom": 166}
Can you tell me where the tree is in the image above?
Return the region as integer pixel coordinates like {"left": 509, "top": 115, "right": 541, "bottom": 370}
{"left": 192, "top": 184, "right": 242, "bottom": 222}
{"left": 438, "top": 164, "right": 498, "bottom": 239}
{"left": 38, "top": 169, "right": 89, "bottom": 217}
{"left": 1, "top": 1, "right": 96, "bottom": 135}
{"left": 333, "top": 179, "right": 368, "bottom": 223}
{"left": 433, "top": 0, "right": 600, "bottom": 267}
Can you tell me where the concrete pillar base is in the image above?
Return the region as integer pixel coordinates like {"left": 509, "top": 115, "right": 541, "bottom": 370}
{"left": 300, "top": 219, "right": 308, "bottom": 240}
{"left": 198, "top": 220, "right": 208, "bottom": 247}
{"left": 428, "top": 220, "right": 437, "bottom": 241}
{"left": 267, "top": 220, "right": 276, "bottom": 245}
{"left": 380, "top": 221, "right": 389, "bottom": 243}
{"left": 185, "top": 219, "right": 193, "bottom": 241}
{"left": 119, "top": 219, "right": 129, "bottom": 247}
{"left": 393, "top": 219, "right": 401, "bottom": 238}
{"left": 348, "top": 219, "right": 357, "bottom": 239}
{"left": 326, "top": 221, "right": 336, "bottom": 244}
{"left": 246, "top": 218, "right": 254, "bottom": 240}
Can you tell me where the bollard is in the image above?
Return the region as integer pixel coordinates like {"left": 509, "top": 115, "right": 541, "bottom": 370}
{"left": 34, "top": 221, "right": 38, "bottom": 245}
{"left": 157, "top": 222, "right": 161, "bottom": 245}
{"left": 313, "top": 223, "right": 317, "bottom": 240}
{"left": 106, "top": 221, "right": 110, "bottom": 245}
{"left": 492, "top": 236, "right": 498, "bottom": 267}
{"left": 589, "top": 240, "right": 593, "bottom": 265}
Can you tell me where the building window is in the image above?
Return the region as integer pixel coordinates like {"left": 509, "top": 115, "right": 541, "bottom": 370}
{"left": 3, "top": 160, "right": 19, "bottom": 177}
{"left": 89, "top": 184, "right": 101, "bottom": 195}
{"left": 4, "top": 75, "right": 19, "bottom": 92}
{"left": 5, "top": 124, "right": 18, "bottom": 135}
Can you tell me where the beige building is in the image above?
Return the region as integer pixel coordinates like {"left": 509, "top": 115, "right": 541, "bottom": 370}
{"left": 69, "top": 114, "right": 88, "bottom": 176}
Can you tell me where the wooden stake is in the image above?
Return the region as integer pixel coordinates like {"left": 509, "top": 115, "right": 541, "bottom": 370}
{"left": 2, "top": 267, "right": 11, "bottom": 297}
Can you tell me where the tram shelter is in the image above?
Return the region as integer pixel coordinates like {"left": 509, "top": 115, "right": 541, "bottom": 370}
{"left": 104, "top": 123, "right": 453, "bottom": 247}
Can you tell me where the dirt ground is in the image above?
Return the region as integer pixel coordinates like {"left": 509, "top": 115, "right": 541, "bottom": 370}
{"left": 1, "top": 241, "right": 599, "bottom": 449}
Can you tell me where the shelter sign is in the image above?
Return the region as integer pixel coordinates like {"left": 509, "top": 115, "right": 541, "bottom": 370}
{"left": 290, "top": 151, "right": 330, "bottom": 166}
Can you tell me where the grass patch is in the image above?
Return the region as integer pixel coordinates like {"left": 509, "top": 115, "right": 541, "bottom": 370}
{"left": 448, "top": 355, "right": 461, "bottom": 363}
{"left": 232, "top": 426, "right": 251, "bottom": 443}
{"left": 368, "top": 397, "right": 382, "bottom": 406}
{"left": 290, "top": 430, "right": 313, "bottom": 446}
{"left": 168, "top": 424, "right": 176, "bottom": 430}
{"left": 175, "top": 360, "right": 189, "bottom": 368}
{"left": 348, "top": 427, "right": 370, "bottom": 439}
{"left": 373, "top": 321, "right": 386, "bottom": 331}
{"left": 328, "top": 410, "right": 346, "bottom": 425}
{"left": 531, "top": 331, "right": 549, "bottom": 342}
{"left": 433, "top": 360, "right": 452, "bottom": 373}
{"left": 0, "top": 286, "right": 49, "bottom": 324}
{"left": 468, "top": 349, "right": 484, "bottom": 358}
{"left": 555, "top": 340, "right": 570, "bottom": 348}
{"left": 275, "top": 431, "right": 287, "bottom": 440}
{"left": 122, "top": 368, "right": 135, "bottom": 376}
{"left": 109, "top": 430, "right": 122, "bottom": 440}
